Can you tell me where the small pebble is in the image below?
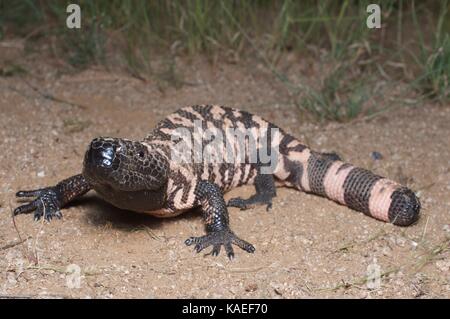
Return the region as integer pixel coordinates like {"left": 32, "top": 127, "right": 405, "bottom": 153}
{"left": 245, "top": 283, "right": 258, "bottom": 292}
{"left": 371, "top": 151, "right": 383, "bottom": 160}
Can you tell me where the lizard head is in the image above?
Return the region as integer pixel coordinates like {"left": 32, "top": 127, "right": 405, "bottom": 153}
{"left": 82, "top": 137, "right": 169, "bottom": 191}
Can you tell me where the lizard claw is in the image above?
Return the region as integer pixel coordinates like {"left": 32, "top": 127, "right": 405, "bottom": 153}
{"left": 14, "top": 187, "right": 63, "bottom": 222}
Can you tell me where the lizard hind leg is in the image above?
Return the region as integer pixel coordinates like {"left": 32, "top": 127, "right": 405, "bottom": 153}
{"left": 227, "top": 172, "right": 276, "bottom": 211}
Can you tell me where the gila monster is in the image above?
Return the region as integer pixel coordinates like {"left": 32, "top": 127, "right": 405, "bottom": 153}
{"left": 14, "top": 105, "right": 420, "bottom": 258}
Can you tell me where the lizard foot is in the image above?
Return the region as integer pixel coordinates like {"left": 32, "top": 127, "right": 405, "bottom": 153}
{"left": 227, "top": 196, "right": 272, "bottom": 211}
{"left": 14, "top": 188, "right": 62, "bottom": 221}
{"left": 185, "top": 228, "right": 255, "bottom": 259}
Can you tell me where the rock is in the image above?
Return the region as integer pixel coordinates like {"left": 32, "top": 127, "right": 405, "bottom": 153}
{"left": 245, "top": 283, "right": 258, "bottom": 292}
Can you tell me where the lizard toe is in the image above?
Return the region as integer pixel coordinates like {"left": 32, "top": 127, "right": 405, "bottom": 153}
{"left": 227, "top": 197, "right": 248, "bottom": 210}
{"left": 14, "top": 188, "right": 62, "bottom": 222}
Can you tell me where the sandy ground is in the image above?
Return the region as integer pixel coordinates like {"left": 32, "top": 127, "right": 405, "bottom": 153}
{"left": 0, "top": 48, "right": 449, "bottom": 299}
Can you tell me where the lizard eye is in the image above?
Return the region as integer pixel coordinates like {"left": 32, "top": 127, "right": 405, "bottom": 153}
{"left": 138, "top": 151, "right": 145, "bottom": 158}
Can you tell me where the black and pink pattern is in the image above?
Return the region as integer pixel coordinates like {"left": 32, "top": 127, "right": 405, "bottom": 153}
{"left": 14, "top": 104, "right": 421, "bottom": 258}
{"left": 277, "top": 141, "right": 420, "bottom": 226}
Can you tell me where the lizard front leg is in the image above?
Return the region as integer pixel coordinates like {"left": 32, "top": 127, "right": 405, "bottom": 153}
{"left": 14, "top": 174, "right": 91, "bottom": 221}
{"left": 185, "top": 180, "right": 255, "bottom": 259}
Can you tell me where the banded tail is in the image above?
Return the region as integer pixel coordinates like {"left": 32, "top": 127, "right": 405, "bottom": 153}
{"left": 275, "top": 134, "right": 420, "bottom": 226}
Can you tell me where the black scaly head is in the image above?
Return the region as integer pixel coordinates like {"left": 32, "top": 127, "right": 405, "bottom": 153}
{"left": 83, "top": 137, "right": 169, "bottom": 191}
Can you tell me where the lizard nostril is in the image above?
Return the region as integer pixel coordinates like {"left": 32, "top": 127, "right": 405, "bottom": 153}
{"left": 91, "top": 138, "right": 102, "bottom": 149}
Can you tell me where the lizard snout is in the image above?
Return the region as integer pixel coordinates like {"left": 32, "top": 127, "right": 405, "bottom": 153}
{"left": 86, "top": 138, "right": 118, "bottom": 169}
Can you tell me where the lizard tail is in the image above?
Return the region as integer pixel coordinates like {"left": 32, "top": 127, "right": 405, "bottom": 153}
{"left": 275, "top": 135, "right": 420, "bottom": 226}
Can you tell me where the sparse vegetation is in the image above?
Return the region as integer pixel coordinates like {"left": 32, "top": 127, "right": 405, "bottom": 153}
{"left": 299, "top": 63, "right": 372, "bottom": 121}
{"left": 0, "top": 0, "right": 448, "bottom": 120}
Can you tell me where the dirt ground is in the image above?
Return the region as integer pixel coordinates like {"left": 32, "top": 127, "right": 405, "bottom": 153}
{"left": 0, "top": 45, "right": 449, "bottom": 299}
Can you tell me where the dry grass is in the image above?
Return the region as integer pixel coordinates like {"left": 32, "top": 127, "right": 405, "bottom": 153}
{"left": 0, "top": 0, "right": 448, "bottom": 120}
